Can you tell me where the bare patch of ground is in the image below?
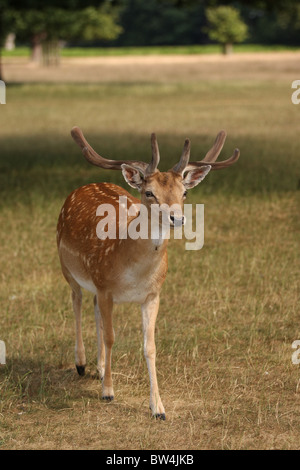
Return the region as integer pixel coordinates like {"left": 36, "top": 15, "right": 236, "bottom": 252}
{"left": 3, "top": 51, "right": 300, "bottom": 84}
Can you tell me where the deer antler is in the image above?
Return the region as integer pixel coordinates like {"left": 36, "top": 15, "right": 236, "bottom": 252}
{"left": 171, "top": 130, "right": 240, "bottom": 174}
{"left": 172, "top": 139, "right": 191, "bottom": 174}
{"left": 71, "top": 127, "right": 160, "bottom": 176}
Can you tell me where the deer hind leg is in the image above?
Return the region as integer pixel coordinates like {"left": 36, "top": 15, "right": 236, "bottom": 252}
{"left": 96, "top": 291, "right": 114, "bottom": 401}
{"left": 141, "top": 293, "right": 165, "bottom": 420}
{"left": 71, "top": 286, "right": 86, "bottom": 376}
{"left": 60, "top": 264, "right": 86, "bottom": 376}
{"left": 93, "top": 295, "right": 105, "bottom": 380}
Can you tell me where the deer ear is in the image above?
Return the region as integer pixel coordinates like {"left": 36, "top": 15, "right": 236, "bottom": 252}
{"left": 182, "top": 165, "right": 211, "bottom": 189}
{"left": 121, "top": 164, "right": 144, "bottom": 192}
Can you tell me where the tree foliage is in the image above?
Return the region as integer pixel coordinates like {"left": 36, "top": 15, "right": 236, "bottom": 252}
{"left": 75, "top": 6, "right": 122, "bottom": 42}
{"left": 5, "top": 2, "right": 122, "bottom": 65}
{"left": 12, "top": 5, "right": 122, "bottom": 43}
{"left": 205, "top": 6, "right": 248, "bottom": 52}
{"left": 112, "top": 0, "right": 206, "bottom": 46}
{"left": 0, "top": 0, "right": 299, "bottom": 69}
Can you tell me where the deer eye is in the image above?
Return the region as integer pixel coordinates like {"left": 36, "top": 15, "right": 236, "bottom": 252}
{"left": 145, "top": 191, "right": 154, "bottom": 198}
{"left": 183, "top": 190, "right": 187, "bottom": 198}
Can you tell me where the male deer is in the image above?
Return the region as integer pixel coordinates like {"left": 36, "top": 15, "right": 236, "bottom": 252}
{"left": 57, "top": 127, "right": 240, "bottom": 420}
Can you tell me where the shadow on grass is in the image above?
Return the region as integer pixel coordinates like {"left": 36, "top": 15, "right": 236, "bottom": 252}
{"left": 0, "top": 356, "right": 104, "bottom": 410}
{"left": 0, "top": 131, "right": 299, "bottom": 209}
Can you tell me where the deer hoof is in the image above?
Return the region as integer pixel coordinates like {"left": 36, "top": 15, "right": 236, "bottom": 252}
{"left": 153, "top": 413, "right": 166, "bottom": 421}
{"left": 102, "top": 395, "right": 114, "bottom": 402}
{"left": 76, "top": 365, "right": 86, "bottom": 376}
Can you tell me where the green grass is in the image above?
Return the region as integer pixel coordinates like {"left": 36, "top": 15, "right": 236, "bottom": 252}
{"left": 0, "top": 54, "right": 299, "bottom": 449}
{"left": 2, "top": 43, "right": 300, "bottom": 58}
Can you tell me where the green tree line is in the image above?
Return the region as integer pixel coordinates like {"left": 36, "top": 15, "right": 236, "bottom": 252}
{"left": 0, "top": 0, "right": 300, "bottom": 78}
{"left": 111, "top": 0, "right": 299, "bottom": 47}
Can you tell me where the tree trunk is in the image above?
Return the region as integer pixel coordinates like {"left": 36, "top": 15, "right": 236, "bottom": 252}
{"left": 42, "top": 40, "right": 60, "bottom": 66}
{"left": 0, "top": 8, "right": 3, "bottom": 80}
{"left": 30, "top": 33, "right": 46, "bottom": 64}
{"left": 0, "top": 47, "right": 3, "bottom": 81}
{"left": 223, "top": 43, "right": 233, "bottom": 55}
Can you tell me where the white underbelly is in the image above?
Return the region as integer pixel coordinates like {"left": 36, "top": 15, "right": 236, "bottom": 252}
{"left": 72, "top": 273, "right": 98, "bottom": 294}
{"left": 71, "top": 269, "right": 151, "bottom": 304}
{"left": 112, "top": 287, "right": 149, "bottom": 304}
{"left": 112, "top": 267, "right": 153, "bottom": 304}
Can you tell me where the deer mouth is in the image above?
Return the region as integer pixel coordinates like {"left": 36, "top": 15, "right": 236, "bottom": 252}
{"left": 169, "top": 214, "right": 186, "bottom": 228}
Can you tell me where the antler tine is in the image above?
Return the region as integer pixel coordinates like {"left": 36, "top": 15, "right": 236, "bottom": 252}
{"left": 171, "top": 138, "right": 191, "bottom": 174}
{"left": 186, "top": 148, "right": 240, "bottom": 171}
{"left": 184, "top": 130, "right": 240, "bottom": 171}
{"left": 207, "top": 148, "right": 240, "bottom": 169}
{"left": 146, "top": 133, "right": 160, "bottom": 175}
{"left": 202, "top": 130, "right": 227, "bottom": 163}
{"left": 71, "top": 126, "right": 110, "bottom": 167}
{"left": 71, "top": 126, "right": 149, "bottom": 173}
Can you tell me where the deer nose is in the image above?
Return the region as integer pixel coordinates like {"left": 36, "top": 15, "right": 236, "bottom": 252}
{"left": 169, "top": 214, "right": 186, "bottom": 227}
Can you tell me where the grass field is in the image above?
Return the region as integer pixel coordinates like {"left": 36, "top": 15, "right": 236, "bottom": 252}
{"left": 2, "top": 44, "right": 300, "bottom": 58}
{"left": 0, "top": 51, "right": 299, "bottom": 450}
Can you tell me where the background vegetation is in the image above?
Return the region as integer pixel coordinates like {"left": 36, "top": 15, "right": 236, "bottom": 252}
{"left": 1, "top": 1, "right": 300, "bottom": 56}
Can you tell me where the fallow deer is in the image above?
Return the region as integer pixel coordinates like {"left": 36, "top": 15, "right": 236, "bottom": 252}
{"left": 57, "top": 127, "right": 240, "bottom": 419}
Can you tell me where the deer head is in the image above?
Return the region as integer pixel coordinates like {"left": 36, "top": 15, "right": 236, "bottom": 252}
{"left": 71, "top": 127, "right": 240, "bottom": 228}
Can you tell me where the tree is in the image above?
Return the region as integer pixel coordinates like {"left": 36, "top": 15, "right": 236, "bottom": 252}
{"left": 12, "top": 3, "right": 122, "bottom": 65}
{"left": 204, "top": 5, "right": 248, "bottom": 54}
{"left": 7, "top": 0, "right": 122, "bottom": 64}
{"left": 0, "top": 1, "right": 15, "bottom": 80}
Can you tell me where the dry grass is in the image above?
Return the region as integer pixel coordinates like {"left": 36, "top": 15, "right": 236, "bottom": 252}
{"left": 3, "top": 51, "right": 300, "bottom": 84}
{"left": 0, "top": 51, "right": 299, "bottom": 450}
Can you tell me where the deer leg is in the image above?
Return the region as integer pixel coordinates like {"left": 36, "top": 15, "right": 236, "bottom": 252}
{"left": 94, "top": 295, "right": 105, "bottom": 380}
{"left": 96, "top": 291, "right": 114, "bottom": 401}
{"left": 58, "top": 261, "right": 86, "bottom": 376}
{"left": 71, "top": 287, "right": 86, "bottom": 376}
{"left": 141, "top": 293, "right": 165, "bottom": 420}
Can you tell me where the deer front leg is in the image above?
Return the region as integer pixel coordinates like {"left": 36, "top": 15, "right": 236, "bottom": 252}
{"left": 94, "top": 295, "right": 105, "bottom": 380}
{"left": 96, "top": 291, "right": 114, "bottom": 401}
{"left": 141, "top": 293, "right": 165, "bottom": 420}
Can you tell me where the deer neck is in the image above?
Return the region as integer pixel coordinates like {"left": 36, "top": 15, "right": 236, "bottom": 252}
{"left": 131, "top": 203, "right": 169, "bottom": 248}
